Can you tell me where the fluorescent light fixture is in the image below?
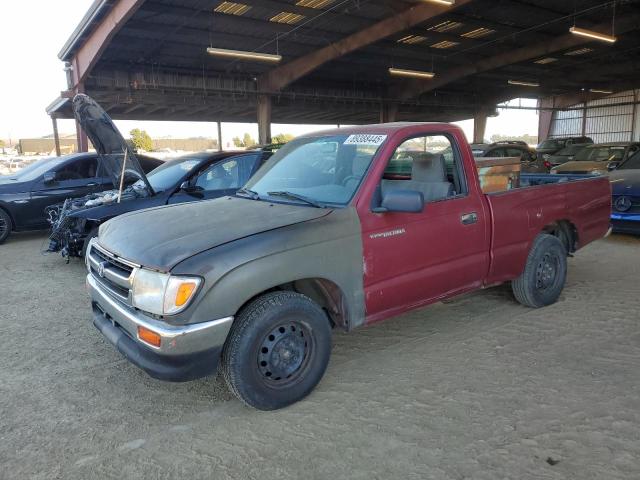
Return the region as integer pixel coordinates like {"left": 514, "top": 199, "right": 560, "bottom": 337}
{"left": 590, "top": 88, "right": 613, "bottom": 94}
{"left": 389, "top": 68, "right": 435, "bottom": 79}
{"left": 569, "top": 26, "right": 616, "bottom": 43}
{"left": 508, "top": 79, "right": 539, "bottom": 87}
{"left": 423, "top": 0, "right": 455, "bottom": 5}
{"left": 206, "top": 47, "right": 282, "bottom": 62}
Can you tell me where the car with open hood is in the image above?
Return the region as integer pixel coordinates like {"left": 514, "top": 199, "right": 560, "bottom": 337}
{"left": 0, "top": 150, "right": 161, "bottom": 245}
{"left": 47, "top": 94, "right": 273, "bottom": 259}
{"left": 610, "top": 151, "right": 640, "bottom": 234}
{"left": 84, "top": 122, "right": 611, "bottom": 411}
{"left": 551, "top": 142, "right": 640, "bottom": 175}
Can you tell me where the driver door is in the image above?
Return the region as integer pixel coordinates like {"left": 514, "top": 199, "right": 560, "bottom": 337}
{"left": 27, "top": 155, "right": 102, "bottom": 228}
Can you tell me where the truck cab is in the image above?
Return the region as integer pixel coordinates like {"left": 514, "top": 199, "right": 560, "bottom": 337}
{"left": 86, "top": 122, "right": 611, "bottom": 410}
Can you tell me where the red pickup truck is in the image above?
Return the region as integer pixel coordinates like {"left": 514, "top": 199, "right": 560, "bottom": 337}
{"left": 87, "top": 122, "right": 611, "bottom": 410}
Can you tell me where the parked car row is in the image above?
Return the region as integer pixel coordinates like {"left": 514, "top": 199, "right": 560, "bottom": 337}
{"left": 0, "top": 95, "right": 621, "bottom": 410}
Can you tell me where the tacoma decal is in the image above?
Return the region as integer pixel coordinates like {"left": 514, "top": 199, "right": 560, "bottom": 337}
{"left": 369, "top": 228, "right": 406, "bottom": 239}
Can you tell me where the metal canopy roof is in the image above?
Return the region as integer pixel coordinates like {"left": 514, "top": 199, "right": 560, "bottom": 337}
{"left": 50, "top": 0, "right": 640, "bottom": 124}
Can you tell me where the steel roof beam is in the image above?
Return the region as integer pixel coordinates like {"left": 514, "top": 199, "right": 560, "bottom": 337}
{"left": 393, "top": 14, "right": 640, "bottom": 101}
{"left": 258, "top": 0, "right": 474, "bottom": 92}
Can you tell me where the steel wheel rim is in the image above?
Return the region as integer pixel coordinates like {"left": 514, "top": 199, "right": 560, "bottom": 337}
{"left": 535, "top": 252, "right": 559, "bottom": 290}
{"left": 257, "top": 321, "right": 313, "bottom": 387}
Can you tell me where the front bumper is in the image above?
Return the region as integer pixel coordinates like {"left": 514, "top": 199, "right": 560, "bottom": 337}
{"left": 87, "top": 273, "right": 233, "bottom": 381}
{"left": 611, "top": 213, "right": 640, "bottom": 235}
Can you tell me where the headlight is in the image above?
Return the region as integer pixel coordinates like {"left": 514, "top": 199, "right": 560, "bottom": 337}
{"left": 131, "top": 268, "right": 202, "bottom": 316}
{"left": 85, "top": 237, "right": 95, "bottom": 272}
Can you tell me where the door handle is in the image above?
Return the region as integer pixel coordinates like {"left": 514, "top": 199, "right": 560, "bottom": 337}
{"left": 461, "top": 212, "right": 478, "bottom": 225}
{"left": 86, "top": 182, "right": 98, "bottom": 187}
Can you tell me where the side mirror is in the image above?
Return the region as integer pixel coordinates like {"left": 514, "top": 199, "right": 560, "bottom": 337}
{"left": 43, "top": 172, "right": 57, "bottom": 185}
{"left": 180, "top": 180, "right": 191, "bottom": 191}
{"left": 373, "top": 189, "right": 424, "bottom": 214}
{"left": 607, "top": 161, "right": 620, "bottom": 171}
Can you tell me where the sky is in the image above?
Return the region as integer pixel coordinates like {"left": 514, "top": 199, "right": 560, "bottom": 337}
{"left": 0, "top": 1, "right": 539, "bottom": 147}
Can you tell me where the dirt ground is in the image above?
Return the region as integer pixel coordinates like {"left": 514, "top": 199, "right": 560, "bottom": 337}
{"left": 1, "top": 231, "right": 639, "bottom": 480}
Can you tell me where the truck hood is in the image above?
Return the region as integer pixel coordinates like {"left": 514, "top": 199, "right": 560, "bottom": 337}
{"left": 97, "top": 196, "right": 332, "bottom": 271}
{"left": 73, "top": 94, "right": 153, "bottom": 195}
{"left": 609, "top": 169, "right": 640, "bottom": 195}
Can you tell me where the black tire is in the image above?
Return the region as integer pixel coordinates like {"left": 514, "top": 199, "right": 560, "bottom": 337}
{"left": 0, "top": 208, "right": 12, "bottom": 245}
{"left": 80, "top": 227, "right": 99, "bottom": 258}
{"left": 221, "top": 291, "right": 332, "bottom": 411}
{"left": 512, "top": 233, "right": 567, "bottom": 308}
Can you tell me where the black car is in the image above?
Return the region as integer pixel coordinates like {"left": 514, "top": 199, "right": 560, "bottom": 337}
{"left": 0, "top": 152, "right": 162, "bottom": 244}
{"left": 47, "top": 94, "right": 272, "bottom": 258}
{"left": 536, "top": 136, "right": 594, "bottom": 158}
{"left": 472, "top": 142, "right": 549, "bottom": 173}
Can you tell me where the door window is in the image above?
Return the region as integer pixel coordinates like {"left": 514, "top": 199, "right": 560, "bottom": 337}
{"left": 506, "top": 148, "right": 526, "bottom": 160}
{"left": 380, "top": 135, "right": 464, "bottom": 203}
{"left": 55, "top": 157, "right": 98, "bottom": 181}
{"left": 194, "top": 154, "right": 257, "bottom": 191}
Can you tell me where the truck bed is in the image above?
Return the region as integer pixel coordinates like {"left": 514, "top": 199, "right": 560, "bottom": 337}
{"left": 483, "top": 174, "right": 611, "bottom": 285}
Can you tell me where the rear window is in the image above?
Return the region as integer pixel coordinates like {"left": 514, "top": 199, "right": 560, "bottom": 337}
{"left": 538, "top": 139, "right": 564, "bottom": 150}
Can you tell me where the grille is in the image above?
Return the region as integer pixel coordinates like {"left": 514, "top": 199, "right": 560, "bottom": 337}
{"left": 88, "top": 244, "right": 137, "bottom": 304}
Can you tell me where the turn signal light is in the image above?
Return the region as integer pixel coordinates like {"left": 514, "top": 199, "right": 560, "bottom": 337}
{"left": 175, "top": 282, "right": 197, "bottom": 307}
{"left": 138, "top": 326, "right": 161, "bottom": 348}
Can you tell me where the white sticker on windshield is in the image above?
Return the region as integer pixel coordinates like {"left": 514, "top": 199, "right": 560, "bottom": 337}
{"left": 344, "top": 134, "right": 387, "bottom": 146}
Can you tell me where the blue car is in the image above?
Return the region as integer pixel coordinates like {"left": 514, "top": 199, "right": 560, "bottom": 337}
{"left": 610, "top": 151, "right": 640, "bottom": 235}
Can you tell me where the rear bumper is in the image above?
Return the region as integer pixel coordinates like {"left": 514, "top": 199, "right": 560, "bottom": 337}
{"left": 88, "top": 273, "right": 233, "bottom": 381}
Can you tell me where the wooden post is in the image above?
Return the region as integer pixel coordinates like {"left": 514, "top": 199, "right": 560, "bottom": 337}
{"left": 257, "top": 95, "right": 272, "bottom": 145}
{"left": 51, "top": 116, "right": 61, "bottom": 157}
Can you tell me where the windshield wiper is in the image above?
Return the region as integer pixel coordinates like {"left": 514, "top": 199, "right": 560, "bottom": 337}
{"left": 267, "top": 191, "right": 324, "bottom": 208}
{"left": 236, "top": 188, "right": 261, "bottom": 200}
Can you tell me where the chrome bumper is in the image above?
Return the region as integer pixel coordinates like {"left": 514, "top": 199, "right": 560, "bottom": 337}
{"left": 87, "top": 273, "right": 233, "bottom": 357}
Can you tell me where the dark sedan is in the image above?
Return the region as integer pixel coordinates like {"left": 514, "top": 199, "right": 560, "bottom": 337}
{"left": 546, "top": 143, "right": 591, "bottom": 167}
{"left": 610, "top": 151, "right": 640, "bottom": 235}
{"left": 48, "top": 150, "right": 272, "bottom": 258}
{"left": 0, "top": 152, "right": 161, "bottom": 244}
{"left": 472, "top": 142, "right": 549, "bottom": 173}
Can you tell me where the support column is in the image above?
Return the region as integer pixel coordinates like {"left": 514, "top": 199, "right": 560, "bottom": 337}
{"left": 380, "top": 103, "right": 399, "bottom": 123}
{"left": 51, "top": 116, "right": 61, "bottom": 157}
{"left": 537, "top": 97, "right": 555, "bottom": 142}
{"left": 257, "top": 95, "right": 272, "bottom": 145}
{"left": 473, "top": 112, "right": 488, "bottom": 144}
{"left": 75, "top": 119, "right": 89, "bottom": 153}
{"left": 217, "top": 121, "right": 223, "bottom": 151}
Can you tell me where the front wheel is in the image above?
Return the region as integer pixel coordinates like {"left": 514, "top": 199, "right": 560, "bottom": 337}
{"left": 512, "top": 233, "right": 567, "bottom": 308}
{"left": 0, "top": 209, "right": 12, "bottom": 244}
{"left": 221, "top": 291, "right": 332, "bottom": 410}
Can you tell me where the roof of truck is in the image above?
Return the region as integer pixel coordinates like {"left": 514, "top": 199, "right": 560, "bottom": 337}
{"left": 299, "top": 122, "right": 458, "bottom": 138}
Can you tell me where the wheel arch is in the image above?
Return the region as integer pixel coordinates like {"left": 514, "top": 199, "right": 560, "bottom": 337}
{"left": 542, "top": 219, "right": 578, "bottom": 253}
{"left": 235, "top": 277, "right": 351, "bottom": 332}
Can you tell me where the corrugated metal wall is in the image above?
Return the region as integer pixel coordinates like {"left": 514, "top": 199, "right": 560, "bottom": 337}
{"left": 549, "top": 90, "right": 639, "bottom": 142}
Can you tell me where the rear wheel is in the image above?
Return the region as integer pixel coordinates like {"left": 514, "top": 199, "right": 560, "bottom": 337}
{"left": 512, "top": 234, "right": 567, "bottom": 308}
{"left": 221, "top": 291, "right": 332, "bottom": 410}
{"left": 0, "top": 209, "right": 12, "bottom": 244}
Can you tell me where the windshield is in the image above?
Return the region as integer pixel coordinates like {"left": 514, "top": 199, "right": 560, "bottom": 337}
{"left": 574, "top": 145, "right": 627, "bottom": 162}
{"left": 538, "top": 139, "right": 564, "bottom": 150}
{"left": 555, "top": 145, "right": 585, "bottom": 156}
{"left": 618, "top": 151, "right": 640, "bottom": 170}
{"left": 146, "top": 155, "right": 202, "bottom": 192}
{"left": 2, "top": 157, "right": 58, "bottom": 181}
{"left": 245, "top": 133, "right": 386, "bottom": 206}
